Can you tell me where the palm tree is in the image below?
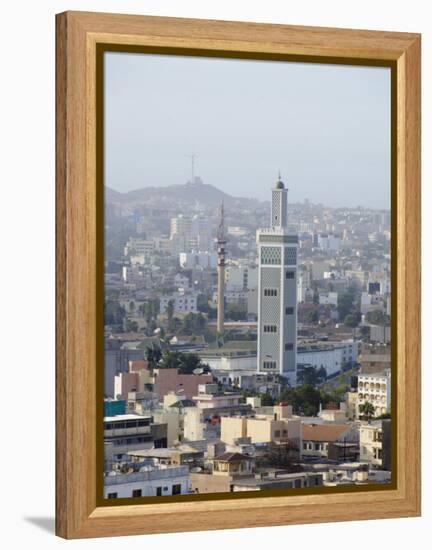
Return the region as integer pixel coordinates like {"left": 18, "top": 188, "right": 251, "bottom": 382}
{"left": 145, "top": 345, "right": 162, "bottom": 370}
{"left": 359, "top": 401, "right": 375, "bottom": 421}
{"left": 166, "top": 299, "right": 174, "bottom": 329}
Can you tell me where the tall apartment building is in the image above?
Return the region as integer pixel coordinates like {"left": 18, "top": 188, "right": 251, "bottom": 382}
{"left": 256, "top": 175, "right": 298, "bottom": 385}
{"left": 170, "top": 214, "right": 212, "bottom": 252}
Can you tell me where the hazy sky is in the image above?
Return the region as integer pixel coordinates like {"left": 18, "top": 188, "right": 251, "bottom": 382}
{"left": 105, "top": 52, "right": 391, "bottom": 209}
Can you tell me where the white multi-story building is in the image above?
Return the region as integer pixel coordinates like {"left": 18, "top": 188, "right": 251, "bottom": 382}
{"left": 297, "top": 268, "right": 312, "bottom": 303}
{"left": 124, "top": 237, "right": 155, "bottom": 257}
{"left": 319, "top": 291, "right": 338, "bottom": 306}
{"left": 212, "top": 289, "right": 248, "bottom": 305}
{"left": 174, "top": 272, "right": 191, "bottom": 289}
{"left": 256, "top": 176, "right": 298, "bottom": 385}
{"left": 297, "top": 339, "right": 358, "bottom": 377}
{"left": 357, "top": 370, "right": 391, "bottom": 417}
{"left": 170, "top": 214, "right": 212, "bottom": 252}
{"left": 317, "top": 233, "right": 341, "bottom": 252}
{"left": 225, "top": 265, "right": 258, "bottom": 292}
{"left": 159, "top": 290, "right": 198, "bottom": 314}
{"left": 104, "top": 465, "right": 190, "bottom": 499}
{"left": 179, "top": 251, "right": 217, "bottom": 269}
{"left": 121, "top": 265, "right": 147, "bottom": 288}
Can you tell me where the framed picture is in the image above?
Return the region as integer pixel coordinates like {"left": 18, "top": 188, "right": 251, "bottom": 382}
{"left": 56, "top": 11, "right": 421, "bottom": 539}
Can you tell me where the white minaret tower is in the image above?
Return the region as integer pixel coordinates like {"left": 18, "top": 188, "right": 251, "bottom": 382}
{"left": 256, "top": 174, "right": 298, "bottom": 385}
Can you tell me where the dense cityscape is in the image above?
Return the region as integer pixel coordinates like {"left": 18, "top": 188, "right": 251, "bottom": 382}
{"left": 103, "top": 174, "right": 392, "bottom": 499}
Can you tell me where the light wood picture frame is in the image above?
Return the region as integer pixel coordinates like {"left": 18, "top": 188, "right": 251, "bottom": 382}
{"left": 56, "top": 11, "right": 421, "bottom": 539}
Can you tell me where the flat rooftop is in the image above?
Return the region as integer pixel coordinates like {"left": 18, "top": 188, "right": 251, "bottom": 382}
{"left": 104, "top": 414, "right": 151, "bottom": 422}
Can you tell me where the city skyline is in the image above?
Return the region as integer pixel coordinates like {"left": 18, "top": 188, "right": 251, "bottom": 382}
{"left": 105, "top": 53, "right": 391, "bottom": 209}
{"left": 102, "top": 51, "right": 393, "bottom": 500}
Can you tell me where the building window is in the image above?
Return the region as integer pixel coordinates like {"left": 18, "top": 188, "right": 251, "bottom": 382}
{"left": 132, "top": 489, "right": 142, "bottom": 498}
{"left": 172, "top": 484, "right": 182, "bottom": 495}
{"left": 285, "top": 271, "right": 294, "bottom": 279}
{"left": 285, "top": 306, "right": 294, "bottom": 315}
{"left": 284, "top": 343, "right": 294, "bottom": 351}
{"left": 263, "top": 325, "right": 277, "bottom": 333}
{"left": 261, "top": 246, "right": 281, "bottom": 265}
{"left": 275, "top": 430, "right": 281, "bottom": 437}
{"left": 156, "top": 487, "right": 162, "bottom": 496}
{"left": 107, "top": 493, "right": 117, "bottom": 499}
{"left": 263, "top": 361, "right": 277, "bottom": 370}
{"left": 264, "top": 288, "right": 278, "bottom": 297}
{"left": 284, "top": 247, "right": 297, "bottom": 265}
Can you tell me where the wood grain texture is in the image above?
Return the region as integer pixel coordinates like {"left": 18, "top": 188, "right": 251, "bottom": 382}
{"left": 55, "top": 11, "right": 421, "bottom": 539}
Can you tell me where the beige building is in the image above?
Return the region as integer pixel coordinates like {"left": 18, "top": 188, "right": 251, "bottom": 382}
{"left": 359, "top": 422, "right": 383, "bottom": 466}
{"left": 358, "top": 352, "right": 391, "bottom": 374}
{"left": 301, "top": 423, "right": 358, "bottom": 459}
{"left": 220, "top": 404, "right": 301, "bottom": 449}
{"left": 346, "top": 391, "right": 359, "bottom": 420}
{"left": 212, "top": 452, "right": 254, "bottom": 477}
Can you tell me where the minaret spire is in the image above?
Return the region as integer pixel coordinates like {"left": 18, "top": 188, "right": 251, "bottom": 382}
{"left": 256, "top": 174, "right": 298, "bottom": 386}
{"left": 216, "top": 200, "right": 227, "bottom": 334}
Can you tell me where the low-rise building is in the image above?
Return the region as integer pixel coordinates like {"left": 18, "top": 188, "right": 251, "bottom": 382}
{"left": 359, "top": 421, "right": 384, "bottom": 467}
{"left": 104, "top": 414, "right": 168, "bottom": 466}
{"left": 301, "top": 423, "right": 358, "bottom": 460}
{"left": 221, "top": 404, "right": 301, "bottom": 450}
{"left": 160, "top": 290, "right": 198, "bottom": 314}
{"left": 153, "top": 368, "right": 213, "bottom": 401}
{"left": 193, "top": 383, "right": 242, "bottom": 410}
{"left": 212, "top": 452, "right": 254, "bottom": 477}
{"left": 232, "top": 471, "right": 323, "bottom": 491}
{"left": 179, "top": 251, "right": 217, "bottom": 269}
{"left": 319, "top": 292, "right": 338, "bottom": 306}
{"left": 104, "top": 465, "right": 190, "bottom": 499}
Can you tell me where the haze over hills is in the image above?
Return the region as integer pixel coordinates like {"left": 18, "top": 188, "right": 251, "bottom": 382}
{"left": 105, "top": 179, "right": 266, "bottom": 211}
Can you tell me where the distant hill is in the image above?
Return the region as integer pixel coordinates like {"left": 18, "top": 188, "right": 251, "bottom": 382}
{"left": 105, "top": 180, "right": 265, "bottom": 210}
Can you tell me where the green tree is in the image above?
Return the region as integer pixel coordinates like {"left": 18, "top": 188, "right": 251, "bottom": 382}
{"left": 260, "top": 392, "right": 275, "bottom": 406}
{"left": 158, "top": 350, "right": 209, "bottom": 374}
{"left": 365, "top": 310, "right": 390, "bottom": 326}
{"left": 280, "top": 384, "right": 321, "bottom": 416}
{"left": 179, "top": 312, "right": 207, "bottom": 335}
{"left": 166, "top": 299, "right": 174, "bottom": 328}
{"left": 359, "top": 401, "right": 376, "bottom": 420}
{"left": 338, "top": 285, "right": 357, "bottom": 320}
{"left": 255, "top": 441, "right": 301, "bottom": 471}
{"left": 298, "top": 366, "right": 319, "bottom": 386}
{"left": 125, "top": 319, "right": 138, "bottom": 332}
{"left": 145, "top": 346, "right": 162, "bottom": 369}
{"left": 104, "top": 300, "right": 126, "bottom": 327}
{"left": 359, "top": 325, "right": 370, "bottom": 339}
{"left": 197, "top": 294, "right": 216, "bottom": 318}
{"left": 307, "top": 309, "right": 319, "bottom": 324}
{"left": 226, "top": 302, "right": 247, "bottom": 321}
{"left": 344, "top": 313, "right": 360, "bottom": 327}
{"left": 178, "top": 353, "right": 209, "bottom": 374}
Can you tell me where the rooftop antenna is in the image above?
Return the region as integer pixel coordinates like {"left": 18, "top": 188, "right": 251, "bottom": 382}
{"left": 186, "top": 153, "right": 197, "bottom": 182}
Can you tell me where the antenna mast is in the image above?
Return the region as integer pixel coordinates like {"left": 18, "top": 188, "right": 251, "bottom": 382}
{"left": 186, "top": 153, "right": 197, "bottom": 182}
